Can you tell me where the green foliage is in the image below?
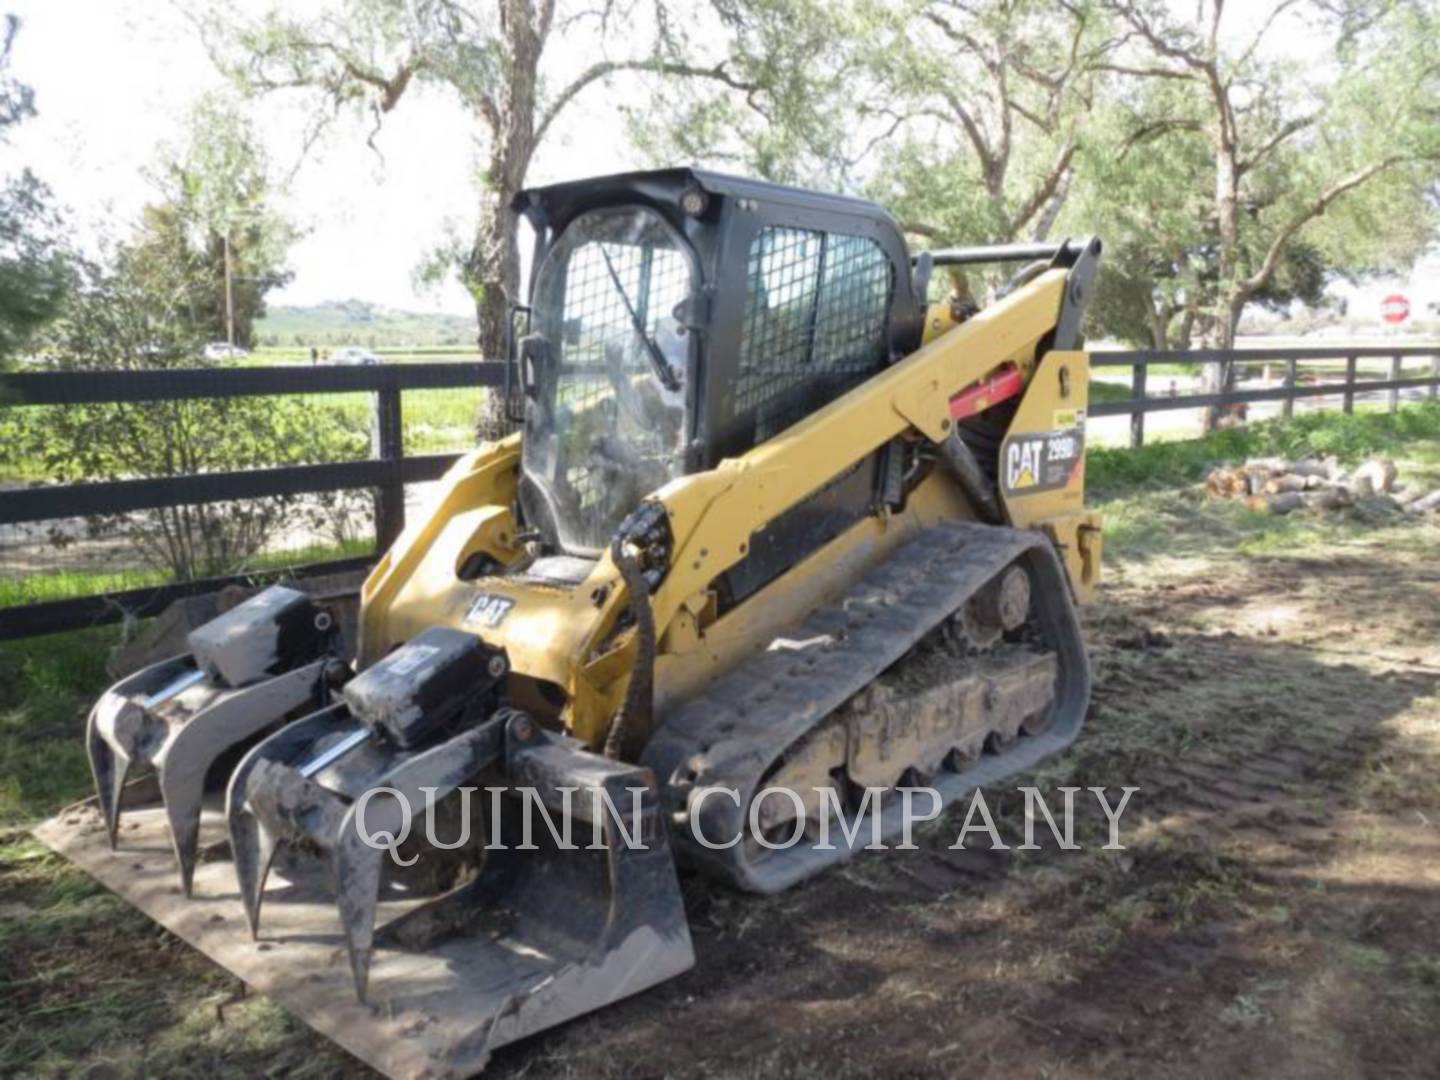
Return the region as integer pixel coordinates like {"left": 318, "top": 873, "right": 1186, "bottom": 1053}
{"left": 0, "top": 17, "right": 72, "bottom": 363}
{"left": 1071, "top": 0, "right": 1440, "bottom": 352}
{"left": 1088, "top": 400, "right": 1440, "bottom": 497}
{"left": 637, "top": 0, "right": 1438, "bottom": 351}
{"left": 0, "top": 626, "right": 116, "bottom": 825}
{"left": 625, "top": 0, "right": 871, "bottom": 189}
{"left": 0, "top": 255, "right": 371, "bottom": 581}
{"left": 135, "top": 95, "right": 298, "bottom": 348}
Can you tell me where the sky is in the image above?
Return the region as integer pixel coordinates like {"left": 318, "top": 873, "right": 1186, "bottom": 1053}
{"left": 3, "top": 0, "right": 636, "bottom": 316}
{"left": 4, "top": 0, "right": 1435, "bottom": 327}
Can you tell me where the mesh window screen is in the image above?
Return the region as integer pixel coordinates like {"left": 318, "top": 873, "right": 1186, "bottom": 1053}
{"left": 550, "top": 238, "right": 690, "bottom": 512}
{"left": 524, "top": 207, "right": 692, "bottom": 554}
{"left": 736, "top": 227, "right": 894, "bottom": 438}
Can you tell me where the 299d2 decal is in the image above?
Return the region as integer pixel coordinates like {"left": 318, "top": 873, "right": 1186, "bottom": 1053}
{"left": 1001, "top": 420, "right": 1085, "bottom": 496}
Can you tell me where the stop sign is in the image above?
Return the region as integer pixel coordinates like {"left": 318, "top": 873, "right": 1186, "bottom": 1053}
{"left": 1381, "top": 293, "right": 1410, "bottom": 324}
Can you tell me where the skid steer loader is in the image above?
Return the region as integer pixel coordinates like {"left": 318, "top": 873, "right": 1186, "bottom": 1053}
{"left": 37, "top": 168, "right": 1103, "bottom": 1078}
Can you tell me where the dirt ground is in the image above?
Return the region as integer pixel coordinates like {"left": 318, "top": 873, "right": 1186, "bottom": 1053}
{"left": 478, "top": 515, "right": 1440, "bottom": 1080}
{"left": 4, "top": 493, "right": 1440, "bottom": 1078}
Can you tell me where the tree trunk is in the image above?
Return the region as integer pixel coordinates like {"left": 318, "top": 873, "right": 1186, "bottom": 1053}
{"left": 1200, "top": 296, "right": 1245, "bottom": 430}
{"left": 1148, "top": 303, "right": 1169, "bottom": 351}
{"left": 469, "top": 175, "right": 524, "bottom": 440}
{"left": 1204, "top": 114, "right": 1242, "bottom": 432}
{"left": 469, "top": 2, "right": 543, "bottom": 442}
{"left": 1175, "top": 303, "right": 1197, "bottom": 351}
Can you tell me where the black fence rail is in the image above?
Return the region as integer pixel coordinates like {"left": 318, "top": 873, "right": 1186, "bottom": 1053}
{"left": 0, "top": 362, "right": 506, "bottom": 640}
{"left": 1090, "top": 345, "right": 1440, "bottom": 447}
{"left": 3, "top": 346, "right": 1439, "bottom": 642}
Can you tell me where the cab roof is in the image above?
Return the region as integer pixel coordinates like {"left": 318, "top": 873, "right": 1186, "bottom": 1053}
{"left": 512, "top": 166, "right": 905, "bottom": 238}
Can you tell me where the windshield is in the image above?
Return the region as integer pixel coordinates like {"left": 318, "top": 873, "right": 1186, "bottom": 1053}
{"left": 521, "top": 206, "right": 694, "bottom": 555}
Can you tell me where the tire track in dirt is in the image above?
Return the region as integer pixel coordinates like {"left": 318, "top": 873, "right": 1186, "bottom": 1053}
{"left": 484, "top": 536, "right": 1440, "bottom": 1080}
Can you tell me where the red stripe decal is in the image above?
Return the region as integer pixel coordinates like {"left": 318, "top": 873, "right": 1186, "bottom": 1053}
{"left": 949, "top": 365, "right": 1024, "bottom": 421}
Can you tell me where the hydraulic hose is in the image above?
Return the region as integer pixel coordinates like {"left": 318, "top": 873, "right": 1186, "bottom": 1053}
{"left": 939, "top": 428, "right": 1005, "bottom": 524}
{"left": 604, "top": 539, "right": 657, "bottom": 761}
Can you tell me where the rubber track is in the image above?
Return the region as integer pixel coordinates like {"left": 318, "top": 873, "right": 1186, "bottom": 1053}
{"left": 643, "top": 521, "right": 1091, "bottom": 893}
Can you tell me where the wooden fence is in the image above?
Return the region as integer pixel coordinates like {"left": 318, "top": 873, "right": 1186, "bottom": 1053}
{"left": 0, "top": 362, "right": 506, "bottom": 640}
{"left": 1, "top": 344, "right": 1438, "bottom": 640}
{"left": 1090, "top": 345, "right": 1440, "bottom": 448}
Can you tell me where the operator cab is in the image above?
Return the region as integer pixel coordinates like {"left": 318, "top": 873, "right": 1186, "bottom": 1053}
{"left": 511, "top": 168, "right": 920, "bottom": 570}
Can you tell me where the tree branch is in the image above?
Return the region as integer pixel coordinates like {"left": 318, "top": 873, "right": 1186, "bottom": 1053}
{"left": 1119, "top": 116, "right": 1203, "bottom": 160}
{"left": 937, "top": 87, "right": 996, "bottom": 175}
{"left": 1241, "top": 156, "right": 1407, "bottom": 296}
{"left": 1095, "top": 62, "right": 1196, "bottom": 81}
{"left": 1230, "top": 0, "right": 1303, "bottom": 79}
{"left": 534, "top": 58, "right": 757, "bottom": 147}
{"left": 1008, "top": 138, "right": 1078, "bottom": 237}
{"left": 1238, "top": 112, "right": 1316, "bottom": 174}
{"left": 1102, "top": 1, "right": 1208, "bottom": 71}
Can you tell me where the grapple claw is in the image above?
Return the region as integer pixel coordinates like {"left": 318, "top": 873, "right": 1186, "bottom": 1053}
{"left": 85, "top": 697, "right": 133, "bottom": 850}
{"left": 331, "top": 720, "right": 507, "bottom": 1001}
{"left": 231, "top": 808, "right": 280, "bottom": 938}
{"left": 226, "top": 705, "right": 354, "bottom": 935}
{"left": 81, "top": 586, "right": 340, "bottom": 890}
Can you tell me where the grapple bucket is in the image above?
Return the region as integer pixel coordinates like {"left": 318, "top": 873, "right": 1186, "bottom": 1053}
{"left": 40, "top": 629, "right": 694, "bottom": 1078}
{"left": 83, "top": 585, "right": 343, "bottom": 894}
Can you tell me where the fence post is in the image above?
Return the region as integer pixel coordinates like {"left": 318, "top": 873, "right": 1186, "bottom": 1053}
{"left": 1282, "top": 357, "right": 1297, "bottom": 420}
{"left": 371, "top": 372, "right": 405, "bottom": 551}
{"left": 1432, "top": 353, "right": 1439, "bottom": 400}
{"left": 1389, "top": 353, "right": 1402, "bottom": 414}
{"left": 1343, "top": 355, "right": 1357, "bottom": 414}
{"left": 1129, "top": 361, "right": 1147, "bottom": 449}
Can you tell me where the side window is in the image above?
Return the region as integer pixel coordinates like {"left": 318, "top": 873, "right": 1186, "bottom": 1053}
{"left": 735, "top": 226, "right": 894, "bottom": 437}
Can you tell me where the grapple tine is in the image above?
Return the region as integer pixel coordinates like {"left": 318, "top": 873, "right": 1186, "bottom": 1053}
{"left": 226, "top": 706, "right": 351, "bottom": 936}
{"left": 155, "top": 660, "right": 334, "bottom": 896}
{"left": 158, "top": 759, "right": 205, "bottom": 897}
{"left": 330, "top": 720, "right": 506, "bottom": 1001}
{"left": 232, "top": 809, "right": 280, "bottom": 938}
{"left": 332, "top": 829, "right": 385, "bottom": 1002}
{"left": 85, "top": 704, "right": 130, "bottom": 850}
{"left": 79, "top": 586, "right": 341, "bottom": 891}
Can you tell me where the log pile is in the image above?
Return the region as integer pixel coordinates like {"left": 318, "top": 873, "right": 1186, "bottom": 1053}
{"left": 1205, "top": 456, "right": 1440, "bottom": 518}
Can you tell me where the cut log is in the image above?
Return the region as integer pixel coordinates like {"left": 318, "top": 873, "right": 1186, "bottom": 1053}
{"left": 1264, "top": 475, "right": 1308, "bottom": 494}
{"left": 1303, "top": 488, "right": 1352, "bottom": 511}
{"left": 1206, "top": 467, "right": 1244, "bottom": 498}
{"left": 1353, "top": 459, "right": 1398, "bottom": 494}
{"left": 1288, "top": 459, "right": 1330, "bottom": 478}
{"left": 1303, "top": 474, "right": 1328, "bottom": 490}
{"left": 1267, "top": 492, "right": 1306, "bottom": 515}
{"left": 1244, "top": 457, "right": 1289, "bottom": 476}
{"left": 1408, "top": 489, "right": 1440, "bottom": 514}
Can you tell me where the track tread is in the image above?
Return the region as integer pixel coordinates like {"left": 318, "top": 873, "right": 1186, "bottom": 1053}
{"left": 643, "top": 522, "right": 1090, "bottom": 892}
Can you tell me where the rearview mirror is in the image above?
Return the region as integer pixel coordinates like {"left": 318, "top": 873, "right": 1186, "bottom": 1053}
{"left": 503, "top": 304, "right": 533, "bottom": 424}
{"left": 518, "top": 333, "right": 551, "bottom": 401}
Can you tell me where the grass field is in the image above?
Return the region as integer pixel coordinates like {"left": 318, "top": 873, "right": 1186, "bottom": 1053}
{"left": 0, "top": 538, "right": 375, "bottom": 609}
{"left": 2, "top": 403, "right": 1440, "bottom": 1076}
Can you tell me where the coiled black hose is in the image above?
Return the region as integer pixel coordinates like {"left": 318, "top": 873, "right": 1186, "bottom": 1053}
{"left": 603, "top": 538, "right": 656, "bottom": 761}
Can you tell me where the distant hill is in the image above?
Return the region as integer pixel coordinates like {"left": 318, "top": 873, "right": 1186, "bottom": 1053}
{"left": 254, "top": 300, "right": 476, "bottom": 348}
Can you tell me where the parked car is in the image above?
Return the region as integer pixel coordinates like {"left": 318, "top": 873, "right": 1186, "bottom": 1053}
{"left": 203, "top": 342, "right": 250, "bottom": 361}
{"left": 331, "top": 346, "right": 381, "bottom": 365}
